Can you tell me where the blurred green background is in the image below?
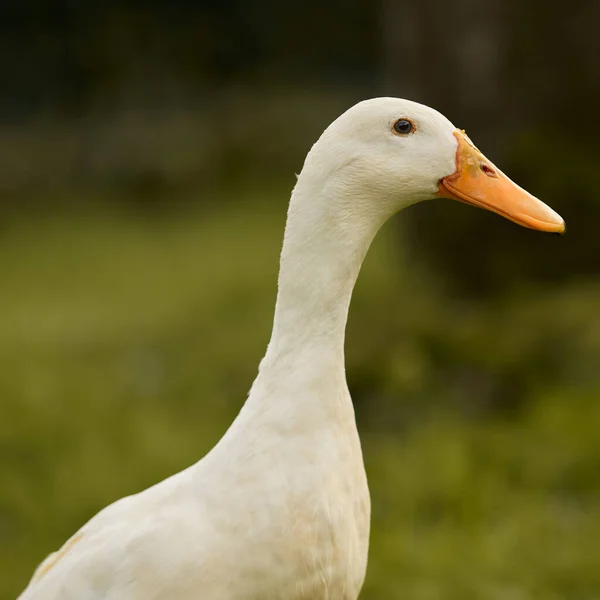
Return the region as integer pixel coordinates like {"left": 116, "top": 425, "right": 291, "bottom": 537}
{"left": 2, "top": 1, "right": 600, "bottom": 598}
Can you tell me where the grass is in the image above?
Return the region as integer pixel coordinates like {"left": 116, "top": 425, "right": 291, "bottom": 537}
{"left": 1, "top": 185, "right": 600, "bottom": 599}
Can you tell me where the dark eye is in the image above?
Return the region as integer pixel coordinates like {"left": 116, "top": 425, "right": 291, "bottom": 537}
{"left": 393, "top": 118, "right": 414, "bottom": 135}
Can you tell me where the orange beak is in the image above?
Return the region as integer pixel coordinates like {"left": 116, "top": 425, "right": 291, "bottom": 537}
{"left": 436, "top": 130, "right": 565, "bottom": 234}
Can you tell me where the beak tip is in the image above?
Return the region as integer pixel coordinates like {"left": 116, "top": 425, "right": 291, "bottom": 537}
{"left": 545, "top": 218, "right": 565, "bottom": 236}
{"left": 550, "top": 211, "right": 566, "bottom": 235}
{"left": 536, "top": 207, "right": 565, "bottom": 235}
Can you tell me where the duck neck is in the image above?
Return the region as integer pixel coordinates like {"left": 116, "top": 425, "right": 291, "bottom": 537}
{"left": 258, "top": 180, "right": 382, "bottom": 387}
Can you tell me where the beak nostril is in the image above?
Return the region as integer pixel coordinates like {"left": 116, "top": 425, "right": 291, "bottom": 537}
{"left": 480, "top": 163, "right": 497, "bottom": 177}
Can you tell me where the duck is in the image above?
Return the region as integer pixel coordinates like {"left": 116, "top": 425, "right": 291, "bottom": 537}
{"left": 18, "top": 97, "right": 564, "bottom": 600}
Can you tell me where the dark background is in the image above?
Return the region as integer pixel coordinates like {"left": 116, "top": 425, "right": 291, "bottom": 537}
{"left": 2, "top": 1, "right": 600, "bottom": 598}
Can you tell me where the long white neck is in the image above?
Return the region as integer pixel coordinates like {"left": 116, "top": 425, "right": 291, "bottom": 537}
{"left": 272, "top": 191, "right": 376, "bottom": 364}
{"left": 242, "top": 176, "right": 385, "bottom": 422}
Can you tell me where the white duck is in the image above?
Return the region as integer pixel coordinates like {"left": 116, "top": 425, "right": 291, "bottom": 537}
{"left": 19, "top": 98, "right": 564, "bottom": 600}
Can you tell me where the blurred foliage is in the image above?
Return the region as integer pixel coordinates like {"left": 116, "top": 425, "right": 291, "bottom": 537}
{"left": 2, "top": 186, "right": 600, "bottom": 598}
{"left": 2, "top": 0, "right": 600, "bottom": 597}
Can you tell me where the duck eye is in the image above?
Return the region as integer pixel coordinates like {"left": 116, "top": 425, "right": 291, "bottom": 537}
{"left": 393, "top": 118, "right": 414, "bottom": 135}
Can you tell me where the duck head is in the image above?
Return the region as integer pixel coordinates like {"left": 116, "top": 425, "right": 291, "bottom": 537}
{"left": 304, "top": 97, "right": 564, "bottom": 234}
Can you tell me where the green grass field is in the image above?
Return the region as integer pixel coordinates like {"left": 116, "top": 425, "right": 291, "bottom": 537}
{"left": 2, "top": 186, "right": 600, "bottom": 599}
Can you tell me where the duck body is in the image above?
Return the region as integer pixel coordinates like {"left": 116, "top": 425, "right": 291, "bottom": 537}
{"left": 23, "top": 381, "right": 368, "bottom": 600}
{"left": 18, "top": 97, "right": 563, "bottom": 599}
